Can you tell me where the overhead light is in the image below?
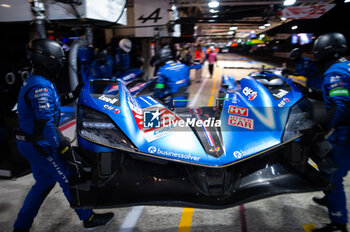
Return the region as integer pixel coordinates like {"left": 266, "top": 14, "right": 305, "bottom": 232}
{"left": 259, "top": 26, "right": 265, "bottom": 29}
{"left": 281, "top": 17, "right": 287, "bottom": 21}
{"left": 0, "top": 4, "right": 11, "bottom": 8}
{"left": 345, "top": 0, "right": 350, "bottom": 2}
{"left": 209, "top": 19, "right": 215, "bottom": 22}
{"left": 283, "top": 0, "right": 296, "bottom": 6}
{"left": 208, "top": 1, "right": 220, "bottom": 8}
{"left": 213, "top": 15, "right": 218, "bottom": 18}
{"left": 228, "top": 31, "right": 234, "bottom": 35}
{"left": 210, "top": 9, "right": 218, "bottom": 13}
{"left": 259, "top": 34, "right": 265, "bottom": 38}
{"left": 291, "top": 25, "right": 298, "bottom": 30}
{"left": 250, "top": 31, "right": 256, "bottom": 34}
{"left": 229, "top": 26, "right": 238, "bottom": 30}
{"left": 264, "top": 23, "right": 271, "bottom": 27}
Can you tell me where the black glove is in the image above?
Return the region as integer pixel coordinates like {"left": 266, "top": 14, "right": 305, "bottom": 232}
{"left": 302, "top": 87, "right": 323, "bottom": 101}
{"left": 299, "top": 123, "right": 325, "bottom": 145}
{"left": 57, "top": 137, "right": 73, "bottom": 157}
{"left": 73, "top": 82, "right": 84, "bottom": 99}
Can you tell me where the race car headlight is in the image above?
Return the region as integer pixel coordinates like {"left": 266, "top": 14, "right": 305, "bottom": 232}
{"left": 78, "top": 105, "right": 137, "bottom": 151}
{"left": 282, "top": 99, "right": 313, "bottom": 143}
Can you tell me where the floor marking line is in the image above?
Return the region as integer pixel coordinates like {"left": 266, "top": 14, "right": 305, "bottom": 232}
{"left": 178, "top": 208, "right": 194, "bottom": 232}
{"left": 303, "top": 224, "right": 316, "bottom": 232}
{"left": 239, "top": 205, "right": 248, "bottom": 232}
{"left": 208, "top": 69, "right": 219, "bottom": 106}
{"left": 59, "top": 120, "right": 76, "bottom": 132}
{"left": 189, "top": 78, "right": 208, "bottom": 107}
{"left": 118, "top": 206, "right": 144, "bottom": 232}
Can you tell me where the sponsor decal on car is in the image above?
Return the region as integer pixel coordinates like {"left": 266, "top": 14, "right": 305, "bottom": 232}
{"left": 228, "top": 115, "right": 254, "bottom": 130}
{"left": 330, "top": 75, "right": 341, "bottom": 83}
{"left": 278, "top": 97, "right": 290, "bottom": 107}
{"left": 242, "top": 87, "right": 257, "bottom": 101}
{"left": 143, "top": 110, "right": 161, "bottom": 128}
{"left": 147, "top": 146, "right": 200, "bottom": 161}
{"left": 98, "top": 95, "right": 118, "bottom": 104}
{"left": 273, "top": 89, "right": 288, "bottom": 99}
{"left": 233, "top": 151, "right": 243, "bottom": 159}
{"left": 228, "top": 106, "right": 248, "bottom": 117}
{"left": 104, "top": 104, "right": 120, "bottom": 113}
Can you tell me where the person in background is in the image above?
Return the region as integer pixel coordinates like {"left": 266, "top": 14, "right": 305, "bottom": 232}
{"left": 77, "top": 42, "right": 95, "bottom": 83}
{"left": 289, "top": 47, "right": 322, "bottom": 89}
{"left": 193, "top": 44, "right": 205, "bottom": 83}
{"left": 115, "top": 38, "right": 132, "bottom": 76}
{"left": 13, "top": 38, "right": 114, "bottom": 232}
{"left": 207, "top": 46, "right": 217, "bottom": 78}
{"left": 154, "top": 46, "right": 190, "bottom": 107}
{"left": 89, "top": 48, "right": 114, "bottom": 80}
{"left": 301, "top": 32, "right": 350, "bottom": 232}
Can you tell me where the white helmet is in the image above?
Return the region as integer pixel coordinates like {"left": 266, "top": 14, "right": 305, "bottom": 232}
{"left": 119, "top": 38, "right": 132, "bottom": 53}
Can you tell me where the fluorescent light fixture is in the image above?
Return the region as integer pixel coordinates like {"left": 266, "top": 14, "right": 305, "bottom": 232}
{"left": 281, "top": 17, "right": 287, "bottom": 21}
{"left": 291, "top": 25, "right": 298, "bottom": 30}
{"left": 229, "top": 26, "right": 238, "bottom": 30}
{"left": 213, "top": 15, "right": 218, "bottom": 18}
{"left": 208, "top": 1, "right": 219, "bottom": 8}
{"left": 283, "top": 0, "right": 296, "bottom": 6}
{"left": 0, "top": 4, "right": 11, "bottom": 8}
{"left": 259, "top": 26, "right": 265, "bottom": 29}
{"left": 228, "top": 31, "right": 234, "bottom": 35}
{"left": 345, "top": 0, "right": 350, "bottom": 2}
{"left": 209, "top": 19, "right": 215, "bottom": 22}
{"left": 250, "top": 31, "right": 256, "bottom": 34}
{"left": 259, "top": 34, "right": 265, "bottom": 38}
{"left": 264, "top": 23, "right": 271, "bottom": 27}
{"left": 210, "top": 9, "right": 218, "bottom": 13}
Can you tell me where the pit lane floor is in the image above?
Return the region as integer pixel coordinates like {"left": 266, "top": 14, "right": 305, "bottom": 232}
{"left": 1, "top": 53, "right": 348, "bottom": 232}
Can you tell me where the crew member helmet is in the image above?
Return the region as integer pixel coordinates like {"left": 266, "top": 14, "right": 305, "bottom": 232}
{"left": 313, "top": 32, "right": 348, "bottom": 61}
{"left": 27, "top": 38, "right": 66, "bottom": 78}
{"left": 119, "top": 38, "right": 132, "bottom": 53}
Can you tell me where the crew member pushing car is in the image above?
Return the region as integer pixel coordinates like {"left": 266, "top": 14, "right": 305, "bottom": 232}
{"left": 154, "top": 46, "right": 190, "bottom": 107}
{"left": 13, "top": 38, "right": 114, "bottom": 232}
{"left": 302, "top": 32, "right": 350, "bottom": 232}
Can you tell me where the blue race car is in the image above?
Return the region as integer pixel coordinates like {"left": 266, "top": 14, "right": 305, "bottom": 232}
{"left": 70, "top": 71, "right": 334, "bottom": 209}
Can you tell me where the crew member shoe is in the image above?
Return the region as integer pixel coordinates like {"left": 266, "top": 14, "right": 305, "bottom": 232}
{"left": 313, "top": 196, "right": 327, "bottom": 206}
{"left": 83, "top": 212, "right": 114, "bottom": 230}
{"left": 13, "top": 228, "right": 30, "bottom": 232}
{"left": 313, "top": 223, "right": 348, "bottom": 232}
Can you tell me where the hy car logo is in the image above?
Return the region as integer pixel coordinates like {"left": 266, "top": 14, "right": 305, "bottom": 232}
{"left": 148, "top": 146, "right": 157, "bottom": 153}
{"left": 143, "top": 110, "right": 161, "bottom": 128}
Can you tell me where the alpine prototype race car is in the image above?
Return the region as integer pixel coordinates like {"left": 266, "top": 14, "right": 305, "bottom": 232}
{"left": 70, "top": 71, "right": 335, "bottom": 209}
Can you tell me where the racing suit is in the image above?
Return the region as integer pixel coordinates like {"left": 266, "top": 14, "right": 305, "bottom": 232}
{"left": 154, "top": 61, "right": 190, "bottom": 106}
{"left": 295, "top": 57, "right": 322, "bottom": 89}
{"left": 321, "top": 60, "right": 350, "bottom": 225}
{"left": 89, "top": 55, "right": 114, "bottom": 80}
{"left": 14, "top": 74, "right": 92, "bottom": 230}
{"left": 78, "top": 46, "right": 95, "bottom": 83}
{"left": 115, "top": 48, "right": 130, "bottom": 76}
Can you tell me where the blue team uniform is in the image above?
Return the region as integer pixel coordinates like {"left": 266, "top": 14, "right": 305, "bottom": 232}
{"left": 89, "top": 55, "right": 114, "bottom": 80}
{"left": 295, "top": 57, "right": 322, "bottom": 89}
{"left": 78, "top": 46, "right": 95, "bottom": 83}
{"left": 14, "top": 74, "right": 92, "bottom": 230}
{"left": 322, "top": 60, "right": 350, "bottom": 225}
{"left": 154, "top": 61, "right": 190, "bottom": 101}
{"left": 115, "top": 48, "right": 130, "bottom": 76}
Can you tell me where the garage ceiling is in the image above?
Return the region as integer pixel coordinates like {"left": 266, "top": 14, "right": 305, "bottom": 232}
{"left": 175, "top": 0, "right": 335, "bottom": 40}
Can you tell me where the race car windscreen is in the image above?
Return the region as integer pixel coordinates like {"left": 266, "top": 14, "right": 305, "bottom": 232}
{"left": 89, "top": 80, "right": 121, "bottom": 107}
{"left": 252, "top": 75, "right": 292, "bottom": 100}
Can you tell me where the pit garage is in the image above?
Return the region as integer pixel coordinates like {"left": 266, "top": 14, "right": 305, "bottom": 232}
{"left": 1, "top": 1, "right": 350, "bottom": 232}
